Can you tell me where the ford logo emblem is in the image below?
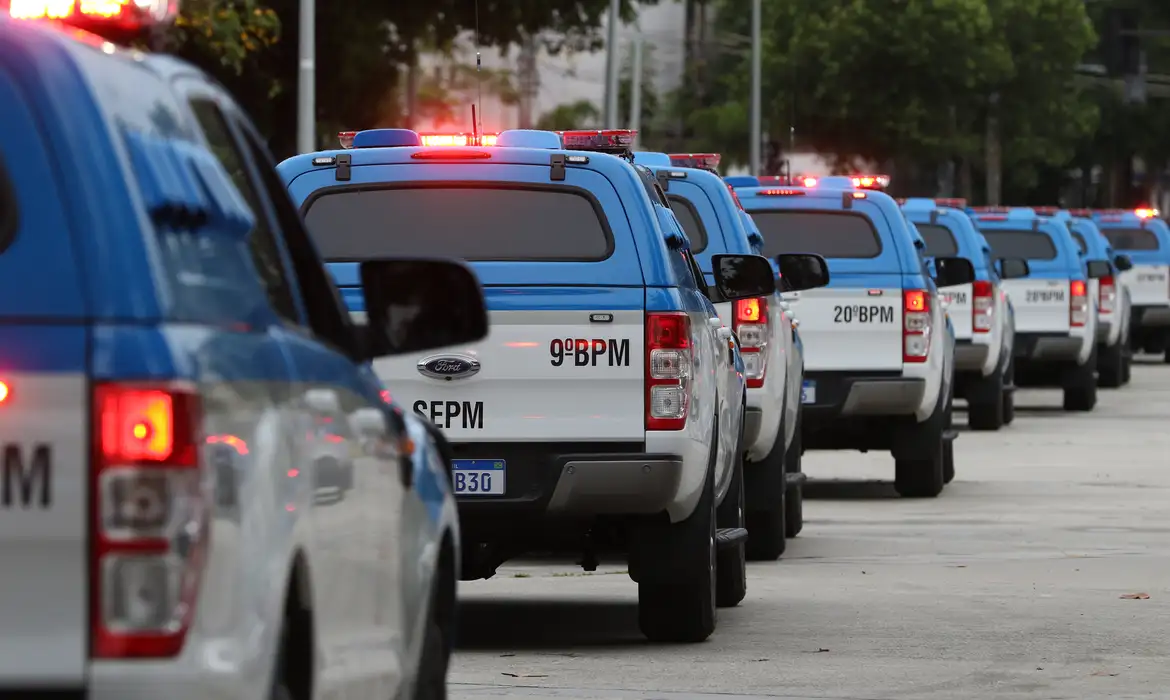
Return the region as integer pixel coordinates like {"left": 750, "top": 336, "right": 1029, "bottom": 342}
{"left": 417, "top": 354, "right": 481, "bottom": 381}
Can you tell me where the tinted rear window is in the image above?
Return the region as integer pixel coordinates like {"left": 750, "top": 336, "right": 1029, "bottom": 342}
{"left": 750, "top": 211, "right": 882, "bottom": 258}
{"left": 668, "top": 197, "right": 708, "bottom": 253}
{"left": 1101, "top": 227, "right": 1160, "bottom": 251}
{"left": 303, "top": 186, "right": 614, "bottom": 261}
{"left": 981, "top": 230, "right": 1058, "bottom": 260}
{"left": 915, "top": 223, "right": 958, "bottom": 256}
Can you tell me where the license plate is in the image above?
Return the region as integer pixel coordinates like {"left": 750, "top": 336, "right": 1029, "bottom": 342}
{"left": 801, "top": 380, "right": 816, "bottom": 404}
{"left": 452, "top": 459, "right": 506, "bottom": 496}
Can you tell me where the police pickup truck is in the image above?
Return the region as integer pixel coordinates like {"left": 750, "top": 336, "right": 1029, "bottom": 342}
{"left": 970, "top": 207, "right": 1103, "bottom": 411}
{"left": 1045, "top": 208, "right": 1134, "bottom": 387}
{"left": 736, "top": 177, "right": 975, "bottom": 497}
{"left": 279, "top": 127, "right": 791, "bottom": 643}
{"left": 2, "top": 7, "right": 485, "bottom": 700}
{"left": 901, "top": 198, "right": 1027, "bottom": 431}
{"left": 634, "top": 153, "right": 818, "bottom": 559}
{"left": 1091, "top": 209, "right": 1170, "bottom": 363}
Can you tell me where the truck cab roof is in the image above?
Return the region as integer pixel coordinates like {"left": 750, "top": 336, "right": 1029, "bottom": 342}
{"left": 970, "top": 209, "right": 1086, "bottom": 280}
{"left": 901, "top": 199, "right": 994, "bottom": 278}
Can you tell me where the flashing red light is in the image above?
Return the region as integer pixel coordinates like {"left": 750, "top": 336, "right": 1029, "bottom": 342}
{"left": 800, "top": 176, "right": 818, "bottom": 188}
{"left": 409, "top": 148, "right": 492, "bottom": 160}
{"left": 417, "top": 133, "right": 498, "bottom": 147}
{"left": 0, "top": 380, "right": 8, "bottom": 404}
{"left": 759, "top": 189, "right": 806, "bottom": 196}
{"left": 935, "top": 198, "right": 967, "bottom": 208}
{"left": 561, "top": 129, "right": 636, "bottom": 152}
{"left": 1135, "top": 208, "right": 1160, "bottom": 219}
{"left": 338, "top": 131, "right": 356, "bottom": 149}
{"left": 8, "top": 0, "right": 178, "bottom": 28}
{"left": 849, "top": 174, "right": 890, "bottom": 190}
{"left": 669, "top": 153, "right": 721, "bottom": 171}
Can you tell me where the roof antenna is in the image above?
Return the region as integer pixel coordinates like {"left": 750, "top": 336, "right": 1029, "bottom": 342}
{"left": 471, "top": 0, "right": 484, "bottom": 144}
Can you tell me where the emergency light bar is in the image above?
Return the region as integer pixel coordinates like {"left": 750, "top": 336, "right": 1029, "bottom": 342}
{"left": 849, "top": 174, "right": 889, "bottom": 190}
{"left": 338, "top": 131, "right": 357, "bottom": 149}
{"left": 1032, "top": 206, "right": 1059, "bottom": 216}
{"left": 935, "top": 198, "right": 967, "bottom": 208}
{"left": 561, "top": 129, "right": 636, "bottom": 155}
{"left": 1068, "top": 208, "right": 1092, "bottom": 217}
{"left": 969, "top": 206, "right": 1011, "bottom": 213}
{"left": 7, "top": 0, "right": 178, "bottom": 31}
{"left": 417, "top": 133, "right": 498, "bottom": 147}
{"left": 669, "top": 153, "right": 721, "bottom": 171}
{"left": 1135, "top": 208, "right": 1160, "bottom": 219}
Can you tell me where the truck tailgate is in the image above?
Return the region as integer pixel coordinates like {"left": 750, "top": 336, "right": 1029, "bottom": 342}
{"left": 0, "top": 327, "right": 88, "bottom": 685}
{"left": 1122, "top": 264, "right": 1170, "bottom": 306}
{"left": 939, "top": 283, "right": 973, "bottom": 339}
{"left": 1003, "top": 278, "right": 1070, "bottom": 332}
{"left": 782, "top": 283, "right": 903, "bottom": 371}
{"left": 373, "top": 287, "right": 645, "bottom": 443}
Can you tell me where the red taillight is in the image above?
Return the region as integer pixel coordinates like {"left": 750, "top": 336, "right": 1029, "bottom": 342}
{"left": 1070, "top": 279, "right": 1088, "bottom": 327}
{"left": 92, "top": 382, "right": 208, "bottom": 659}
{"left": 646, "top": 312, "right": 692, "bottom": 431}
{"left": 380, "top": 389, "right": 392, "bottom": 404}
{"left": 903, "top": 289, "right": 932, "bottom": 363}
{"left": 759, "top": 189, "right": 806, "bottom": 196}
{"left": 972, "top": 280, "right": 994, "bottom": 333}
{"left": 1098, "top": 275, "right": 1116, "bottom": 314}
{"left": 734, "top": 297, "right": 770, "bottom": 389}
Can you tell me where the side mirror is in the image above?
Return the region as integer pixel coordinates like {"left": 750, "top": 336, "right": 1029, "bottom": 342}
{"left": 997, "top": 257, "right": 1030, "bottom": 280}
{"left": 710, "top": 254, "right": 778, "bottom": 301}
{"left": 775, "top": 253, "right": 830, "bottom": 292}
{"left": 359, "top": 258, "right": 488, "bottom": 358}
{"left": 1086, "top": 260, "right": 1111, "bottom": 279}
{"left": 933, "top": 256, "right": 976, "bottom": 287}
{"left": 1114, "top": 254, "right": 1133, "bottom": 272}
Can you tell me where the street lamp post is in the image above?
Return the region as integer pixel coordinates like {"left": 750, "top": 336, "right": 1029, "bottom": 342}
{"left": 296, "top": 0, "right": 316, "bottom": 154}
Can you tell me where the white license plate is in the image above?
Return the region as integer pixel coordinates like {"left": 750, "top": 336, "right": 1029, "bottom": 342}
{"left": 801, "top": 380, "right": 816, "bottom": 404}
{"left": 452, "top": 459, "right": 506, "bottom": 496}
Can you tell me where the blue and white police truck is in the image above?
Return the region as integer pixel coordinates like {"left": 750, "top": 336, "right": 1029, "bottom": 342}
{"left": 634, "top": 152, "right": 818, "bottom": 559}
{"left": 901, "top": 198, "right": 1027, "bottom": 431}
{"left": 1091, "top": 208, "right": 1170, "bottom": 363}
{"left": 279, "top": 127, "right": 797, "bottom": 643}
{"left": 1, "top": 5, "right": 483, "bottom": 700}
{"left": 735, "top": 177, "right": 974, "bottom": 497}
{"left": 970, "top": 207, "right": 1103, "bottom": 411}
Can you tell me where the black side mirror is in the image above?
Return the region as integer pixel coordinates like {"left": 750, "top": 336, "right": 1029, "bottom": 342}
{"left": 933, "top": 256, "right": 976, "bottom": 287}
{"left": 997, "top": 257, "right": 1030, "bottom": 280}
{"left": 359, "top": 258, "right": 488, "bottom": 358}
{"left": 1086, "top": 260, "right": 1111, "bottom": 279}
{"left": 1114, "top": 254, "right": 1133, "bottom": 272}
{"left": 710, "top": 254, "right": 777, "bottom": 301}
{"left": 775, "top": 253, "right": 830, "bottom": 292}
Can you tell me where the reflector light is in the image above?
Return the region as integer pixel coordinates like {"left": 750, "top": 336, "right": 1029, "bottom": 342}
{"left": 849, "top": 174, "right": 889, "bottom": 189}
{"left": 8, "top": 0, "right": 177, "bottom": 27}
{"left": 935, "top": 198, "right": 967, "bottom": 208}
{"left": 759, "top": 189, "right": 806, "bottom": 196}
{"left": 669, "top": 153, "right": 722, "bottom": 171}
{"left": 561, "top": 129, "right": 636, "bottom": 153}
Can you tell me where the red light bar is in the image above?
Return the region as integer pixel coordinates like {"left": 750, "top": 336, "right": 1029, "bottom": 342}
{"left": 8, "top": 0, "right": 178, "bottom": 29}
{"left": 669, "top": 153, "right": 722, "bottom": 171}
{"left": 1135, "top": 208, "right": 1160, "bottom": 219}
{"left": 799, "top": 176, "right": 818, "bottom": 188}
{"left": 1067, "top": 208, "right": 1092, "bottom": 217}
{"left": 849, "top": 174, "right": 889, "bottom": 190}
{"left": 977, "top": 215, "right": 1008, "bottom": 221}
{"left": 970, "top": 206, "right": 1011, "bottom": 213}
{"left": 1033, "top": 206, "right": 1059, "bottom": 215}
{"left": 418, "top": 133, "right": 499, "bottom": 147}
{"left": 756, "top": 176, "right": 788, "bottom": 185}
{"left": 935, "top": 198, "right": 967, "bottom": 208}
{"left": 338, "top": 131, "right": 356, "bottom": 149}
{"left": 561, "top": 129, "right": 636, "bottom": 153}
{"left": 759, "top": 189, "right": 806, "bottom": 196}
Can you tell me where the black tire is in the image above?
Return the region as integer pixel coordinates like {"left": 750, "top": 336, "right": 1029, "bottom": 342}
{"left": 784, "top": 408, "right": 803, "bottom": 538}
{"left": 967, "top": 369, "right": 1004, "bottom": 431}
{"left": 715, "top": 417, "right": 747, "bottom": 608}
{"left": 942, "top": 388, "right": 955, "bottom": 484}
{"left": 894, "top": 390, "right": 946, "bottom": 498}
{"left": 637, "top": 427, "right": 717, "bottom": 643}
{"left": 744, "top": 413, "right": 787, "bottom": 561}
{"left": 1121, "top": 348, "right": 1132, "bottom": 384}
{"left": 1164, "top": 346, "right": 1170, "bottom": 365}
{"left": 1002, "top": 359, "right": 1015, "bottom": 426}
{"left": 270, "top": 615, "right": 294, "bottom": 700}
{"left": 1099, "top": 341, "right": 1125, "bottom": 388}
{"left": 414, "top": 617, "right": 449, "bottom": 700}
{"left": 1063, "top": 349, "right": 1098, "bottom": 412}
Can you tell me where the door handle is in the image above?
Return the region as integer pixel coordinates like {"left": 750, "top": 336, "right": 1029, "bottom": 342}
{"left": 707, "top": 317, "right": 723, "bottom": 329}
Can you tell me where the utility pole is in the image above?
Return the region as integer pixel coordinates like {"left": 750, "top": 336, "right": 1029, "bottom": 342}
{"left": 630, "top": 36, "right": 644, "bottom": 148}
{"left": 517, "top": 33, "right": 539, "bottom": 129}
{"left": 296, "top": 0, "right": 316, "bottom": 154}
{"left": 603, "top": 0, "right": 621, "bottom": 128}
{"left": 985, "top": 92, "right": 1002, "bottom": 206}
{"left": 749, "top": 0, "right": 762, "bottom": 174}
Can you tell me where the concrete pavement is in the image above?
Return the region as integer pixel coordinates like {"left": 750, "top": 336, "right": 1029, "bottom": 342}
{"left": 449, "top": 357, "right": 1170, "bottom": 700}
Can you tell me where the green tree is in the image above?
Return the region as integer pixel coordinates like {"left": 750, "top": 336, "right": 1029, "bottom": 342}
{"left": 536, "top": 99, "right": 601, "bottom": 130}
{"left": 153, "top": 0, "right": 282, "bottom": 97}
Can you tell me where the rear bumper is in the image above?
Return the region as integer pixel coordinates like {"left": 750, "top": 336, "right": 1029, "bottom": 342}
{"left": 1014, "top": 332, "right": 1082, "bottom": 362}
{"left": 802, "top": 371, "right": 926, "bottom": 422}
{"left": 1133, "top": 305, "right": 1170, "bottom": 328}
{"left": 954, "top": 340, "right": 990, "bottom": 371}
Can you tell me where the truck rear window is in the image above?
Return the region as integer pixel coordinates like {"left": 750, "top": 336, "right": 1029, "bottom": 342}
{"left": 1101, "top": 227, "right": 1160, "bottom": 251}
{"left": 915, "top": 223, "right": 958, "bottom": 256}
{"left": 981, "top": 230, "right": 1058, "bottom": 260}
{"left": 750, "top": 211, "right": 882, "bottom": 259}
{"left": 303, "top": 186, "right": 614, "bottom": 262}
{"left": 667, "top": 196, "right": 708, "bottom": 253}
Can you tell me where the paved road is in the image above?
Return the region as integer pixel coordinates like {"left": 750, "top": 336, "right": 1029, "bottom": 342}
{"left": 448, "top": 357, "right": 1170, "bottom": 700}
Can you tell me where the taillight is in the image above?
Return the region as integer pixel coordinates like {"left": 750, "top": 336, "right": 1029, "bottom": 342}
{"left": 646, "top": 312, "right": 692, "bottom": 431}
{"left": 1098, "top": 275, "right": 1116, "bottom": 314}
{"left": 733, "top": 297, "right": 770, "bottom": 389}
{"left": 972, "top": 280, "right": 994, "bottom": 333}
{"left": 903, "top": 289, "right": 933, "bottom": 363}
{"left": 1070, "top": 279, "right": 1088, "bottom": 327}
{"left": 92, "top": 382, "right": 208, "bottom": 659}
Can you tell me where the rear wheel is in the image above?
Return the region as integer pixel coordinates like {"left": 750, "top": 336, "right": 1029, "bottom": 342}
{"left": 967, "top": 369, "right": 1004, "bottom": 431}
{"left": 1098, "top": 341, "right": 1125, "bottom": 388}
{"left": 1063, "top": 350, "right": 1098, "bottom": 412}
{"left": 783, "top": 412, "right": 804, "bottom": 538}
{"left": 1002, "top": 359, "right": 1016, "bottom": 426}
{"left": 894, "top": 391, "right": 946, "bottom": 498}
{"left": 744, "top": 414, "right": 788, "bottom": 561}
{"left": 715, "top": 420, "right": 747, "bottom": 608}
